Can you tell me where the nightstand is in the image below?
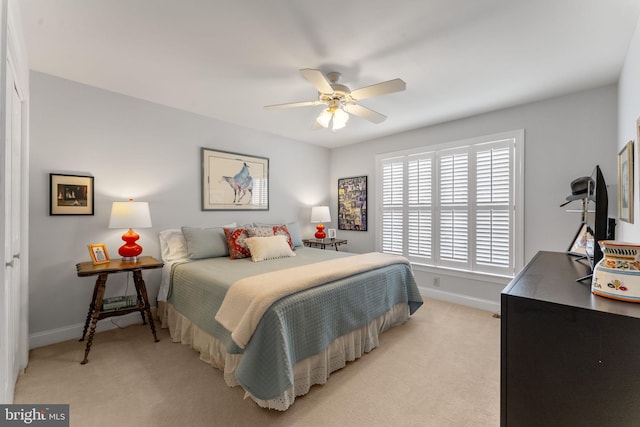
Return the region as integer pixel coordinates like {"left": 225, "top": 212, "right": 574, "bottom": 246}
{"left": 75, "top": 256, "right": 163, "bottom": 364}
{"left": 302, "top": 238, "right": 348, "bottom": 251}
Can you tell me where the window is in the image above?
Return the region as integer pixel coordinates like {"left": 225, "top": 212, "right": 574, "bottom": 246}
{"left": 376, "top": 130, "right": 523, "bottom": 277}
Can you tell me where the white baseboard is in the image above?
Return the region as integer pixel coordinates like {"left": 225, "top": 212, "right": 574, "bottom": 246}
{"left": 29, "top": 308, "right": 158, "bottom": 349}
{"left": 419, "top": 287, "right": 501, "bottom": 314}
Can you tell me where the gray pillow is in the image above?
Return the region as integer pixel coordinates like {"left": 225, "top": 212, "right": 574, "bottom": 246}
{"left": 181, "top": 225, "right": 231, "bottom": 259}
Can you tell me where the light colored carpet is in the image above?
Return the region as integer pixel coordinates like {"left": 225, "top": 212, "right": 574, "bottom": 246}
{"left": 13, "top": 298, "right": 500, "bottom": 427}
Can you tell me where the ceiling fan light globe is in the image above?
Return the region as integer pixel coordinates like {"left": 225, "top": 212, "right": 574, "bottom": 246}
{"left": 316, "top": 109, "right": 332, "bottom": 128}
{"left": 332, "top": 108, "right": 349, "bottom": 130}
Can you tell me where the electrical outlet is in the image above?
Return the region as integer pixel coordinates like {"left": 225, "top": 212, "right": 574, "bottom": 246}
{"left": 433, "top": 277, "right": 440, "bottom": 287}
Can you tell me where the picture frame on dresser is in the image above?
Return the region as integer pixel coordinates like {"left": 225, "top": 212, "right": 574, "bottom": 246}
{"left": 201, "top": 147, "right": 269, "bottom": 211}
{"left": 49, "top": 173, "right": 94, "bottom": 215}
{"left": 567, "top": 222, "right": 594, "bottom": 258}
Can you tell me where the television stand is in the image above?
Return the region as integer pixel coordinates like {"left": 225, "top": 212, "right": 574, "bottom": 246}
{"left": 501, "top": 251, "right": 640, "bottom": 426}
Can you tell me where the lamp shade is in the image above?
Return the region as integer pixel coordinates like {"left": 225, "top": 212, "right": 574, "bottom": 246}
{"left": 311, "top": 206, "right": 331, "bottom": 223}
{"left": 108, "top": 199, "right": 152, "bottom": 262}
{"left": 108, "top": 200, "right": 152, "bottom": 229}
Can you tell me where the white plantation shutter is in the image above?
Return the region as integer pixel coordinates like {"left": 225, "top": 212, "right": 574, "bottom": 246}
{"left": 475, "top": 143, "right": 512, "bottom": 272}
{"left": 382, "top": 211, "right": 403, "bottom": 254}
{"left": 439, "top": 151, "right": 469, "bottom": 267}
{"left": 407, "top": 155, "right": 433, "bottom": 261}
{"left": 381, "top": 158, "right": 404, "bottom": 254}
{"left": 378, "top": 133, "right": 519, "bottom": 276}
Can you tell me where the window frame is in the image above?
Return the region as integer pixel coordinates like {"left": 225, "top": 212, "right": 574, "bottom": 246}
{"left": 375, "top": 130, "right": 524, "bottom": 278}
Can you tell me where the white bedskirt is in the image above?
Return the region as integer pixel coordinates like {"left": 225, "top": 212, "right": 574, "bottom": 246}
{"left": 157, "top": 301, "right": 410, "bottom": 411}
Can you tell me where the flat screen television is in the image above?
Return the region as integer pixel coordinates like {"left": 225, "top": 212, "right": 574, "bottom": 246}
{"left": 591, "top": 165, "right": 608, "bottom": 267}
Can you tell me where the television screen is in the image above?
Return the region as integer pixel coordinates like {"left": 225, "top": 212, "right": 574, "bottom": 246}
{"left": 592, "top": 165, "right": 608, "bottom": 267}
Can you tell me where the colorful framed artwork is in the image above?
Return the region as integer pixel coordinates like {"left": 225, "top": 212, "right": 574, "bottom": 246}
{"left": 87, "top": 243, "right": 110, "bottom": 265}
{"left": 201, "top": 148, "right": 269, "bottom": 211}
{"left": 338, "top": 175, "right": 367, "bottom": 231}
{"left": 618, "top": 140, "right": 634, "bottom": 223}
{"left": 50, "top": 173, "right": 94, "bottom": 215}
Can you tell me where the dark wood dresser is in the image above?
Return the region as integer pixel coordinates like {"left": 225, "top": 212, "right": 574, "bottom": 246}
{"left": 501, "top": 251, "right": 640, "bottom": 426}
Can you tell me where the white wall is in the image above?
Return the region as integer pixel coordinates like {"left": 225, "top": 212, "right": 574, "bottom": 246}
{"left": 618, "top": 17, "right": 640, "bottom": 242}
{"left": 28, "top": 71, "right": 331, "bottom": 347}
{"left": 330, "top": 85, "right": 618, "bottom": 310}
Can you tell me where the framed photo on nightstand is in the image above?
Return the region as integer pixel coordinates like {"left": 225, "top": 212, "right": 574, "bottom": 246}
{"left": 88, "top": 243, "right": 110, "bottom": 265}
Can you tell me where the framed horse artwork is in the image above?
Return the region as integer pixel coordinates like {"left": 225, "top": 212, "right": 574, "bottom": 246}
{"left": 201, "top": 148, "right": 269, "bottom": 211}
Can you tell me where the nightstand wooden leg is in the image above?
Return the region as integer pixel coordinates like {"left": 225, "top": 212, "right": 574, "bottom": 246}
{"left": 81, "top": 273, "right": 107, "bottom": 364}
{"left": 134, "top": 283, "right": 146, "bottom": 325}
{"left": 80, "top": 278, "right": 100, "bottom": 342}
{"left": 133, "top": 270, "right": 159, "bottom": 343}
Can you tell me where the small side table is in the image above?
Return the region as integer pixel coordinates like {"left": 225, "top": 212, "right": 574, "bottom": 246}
{"left": 75, "top": 256, "right": 163, "bottom": 364}
{"left": 302, "top": 238, "right": 348, "bottom": 251}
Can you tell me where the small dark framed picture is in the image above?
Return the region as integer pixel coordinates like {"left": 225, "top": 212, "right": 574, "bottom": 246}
{"left": 88, "top": 243, "right": 110, "bottom": 265}
{"left": 50, "top": 173, "right": 94, "bottom": 215}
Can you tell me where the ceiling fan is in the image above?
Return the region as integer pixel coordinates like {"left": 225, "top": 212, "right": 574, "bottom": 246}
{"left": 264, "top": 69, "right": 406, "bottom": 131}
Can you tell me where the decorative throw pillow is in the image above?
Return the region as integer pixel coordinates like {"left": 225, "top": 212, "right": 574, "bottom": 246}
{"left": 247, "top": 227, "right": 275, "bottom": 238}
{"left": 254, "top": 221, "right": 304, "bottom": 247}
{"left": 244, "top": 235, "right": 296, "bottom": 262}
{"left": 273, "top": 225, "right": 295, "bottom": 250}
{"left": 224, "top": 227, "right": 251, "bottom": 259}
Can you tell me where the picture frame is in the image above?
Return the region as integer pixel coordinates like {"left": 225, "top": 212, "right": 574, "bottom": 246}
{"left": 567, "top": 223, "right": 594, "bottom": 258}
{"left": 327, "top": 228, "right": 337, "bottom": 239}
{"left": 201, "top": 147, "right": 269, "bottom": 211}
{"left": 338, "top": 175, "right": 367, "bottom": 231}
{"left": 50, "top": 173, "right": 94, "bottom": 215}
{"left": 618, "top": 140, "right": 634, "bottom": 223}
{"left": 87, "top": 243, "right": 110, "bottom": 265}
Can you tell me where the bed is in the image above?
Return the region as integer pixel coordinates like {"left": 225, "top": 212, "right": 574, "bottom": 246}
{"left": 156, "top": 223, "right": 423, "bottom": 410}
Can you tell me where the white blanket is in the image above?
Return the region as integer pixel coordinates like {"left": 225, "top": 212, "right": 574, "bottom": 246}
{"left": 215, "top": 252, "right": 410, "bottom": 349}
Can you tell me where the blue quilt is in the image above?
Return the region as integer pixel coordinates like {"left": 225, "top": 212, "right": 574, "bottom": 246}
{"left": 168, "top": 247, "right": 423, "bottom": 400}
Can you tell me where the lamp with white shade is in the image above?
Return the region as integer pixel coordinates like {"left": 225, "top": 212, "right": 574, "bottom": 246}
{"left": 108, "top": 199, "right": 152, "bottom": 262}
{"left": 311, "top": 206, "right": 331, "bottom": 239}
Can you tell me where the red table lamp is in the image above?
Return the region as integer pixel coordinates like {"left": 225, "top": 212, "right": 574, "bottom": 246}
{"left": 311, "top": 206, "right": 331, "bottom": 239}
{"left": 108, "top": 199, "right": 152, "bottom": 262}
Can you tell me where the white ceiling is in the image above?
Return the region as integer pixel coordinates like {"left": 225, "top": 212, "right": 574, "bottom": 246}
{"left": 19, "top": 0, "right": 640, "bottom": 148}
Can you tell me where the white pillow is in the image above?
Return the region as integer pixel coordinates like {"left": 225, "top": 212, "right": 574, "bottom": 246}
{"left": 158, "top": 229, "right": 188, "bottom": 262}
{"left": 244, "top": 235, "right": 296, "bottom": 262}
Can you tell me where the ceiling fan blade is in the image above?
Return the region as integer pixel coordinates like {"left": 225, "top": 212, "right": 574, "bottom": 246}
{"left": 350, "top": 78, "right": 406, "bottom": 100}
{"left": 264, "top": 100, "right": 323, "bottom": 110}
{"left": 300, "top": 68, "right": 334, "bottom": 94}
{"left": 344, "top": 104, "right": 387, "bottom": 124}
